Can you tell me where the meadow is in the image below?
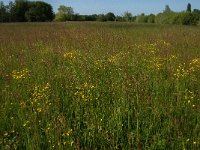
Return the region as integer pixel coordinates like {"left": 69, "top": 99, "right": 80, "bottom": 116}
{"left": 0, "top": 22, "right": 200, "bottom": 150}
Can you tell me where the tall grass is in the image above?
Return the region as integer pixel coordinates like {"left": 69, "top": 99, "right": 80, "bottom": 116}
{"left": 0, "top": 22, "right": 200, "bottom": 149}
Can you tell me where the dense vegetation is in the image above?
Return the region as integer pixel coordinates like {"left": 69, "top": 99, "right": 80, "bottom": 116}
{"left": 0, "top": 0, "right": 54, "bottom": 22}
{"left": 0, "top": 22, "right": 200, "bottom": 149}
{"left": 0, "top": 0, "right": 200, "bottom": 25}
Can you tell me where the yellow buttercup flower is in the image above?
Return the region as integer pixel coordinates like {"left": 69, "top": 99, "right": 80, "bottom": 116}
{"left": 174, "top": 64, "right": 189, "bottom": 80}
{"left": 64, "top": 52, "right": 77, "bottom": 59}
{"left": 75, "top": 82, "right": 95, "bottom": 102}
{"left": 30, "top": 83, "right": 51, "bottom": 113}
{"left": 12, "top": 68, "right": 30, "bottom": 80}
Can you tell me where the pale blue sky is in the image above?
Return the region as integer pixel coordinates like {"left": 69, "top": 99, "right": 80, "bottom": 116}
{"left": 2, "top": 0, "right": 200, "bottom": 15}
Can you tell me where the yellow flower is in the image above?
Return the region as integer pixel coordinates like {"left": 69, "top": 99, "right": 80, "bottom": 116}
{"left": 75, "top": 82, "right": 95, "bottom": 102}
{"left": 64, "top": 52, "right": 76, "bottom": 59}
{"left": 37, "top": 108, "right": 42, "bottom": 113}
{"left": 189, "top": 58, "right": 200, "bottom": 72}
{"left": 174, "top": 64, "right": 189, "bottom": 80}
{"left": 12, "top": 68, "right": 30, "bottom": 80}
{"left": 4, "top": 132, "right": 8, "bottom": 137}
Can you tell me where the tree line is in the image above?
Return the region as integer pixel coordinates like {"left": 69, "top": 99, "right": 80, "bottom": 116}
{"left": 0, "top": 0, "right": 53, "bottom": 22}
{"left": 0, "top": 0, "right": 200, "bottom": 25}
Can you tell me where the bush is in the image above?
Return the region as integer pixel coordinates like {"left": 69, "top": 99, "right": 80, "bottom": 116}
{"left": 181, "top": 12, "right": 199, "bottom": 25}
{"left": 54, "top": 13, "right": 67, "bottom": 22}
{"left": 156, "top": 11, "right": 200, "bottom": 25}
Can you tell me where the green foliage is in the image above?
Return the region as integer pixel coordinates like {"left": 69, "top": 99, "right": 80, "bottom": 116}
{"left": 97, "top": 14, "right": 107, "bottom": 22}
{"left": 115, "top": 16, "right": 123, "bottom": 22}
{"left": 171, "top": 12, "right": 183, "bottom": 24}
{"left": 1, "top": 1, "right": 200, "bottom": 24}
{"left": 136, "top": 13, "right": 148, "bottom": 23}
{"left": 105, "top": 12, "right": 116, "bottom": 21}
{"left": 123, "top": 11, "right": 132, "bottom": 22}
{"left": 155, "top": 4, "right": 200, "bottom": 25}
{"left": 58, "top": 5, "right": 74, "bottom": 15}
{"left": 181, "top": 12, "right": 199, "bottom": 25}
{"left": 0, "top": 2, "right": 9, "bottom": 22}
{"left": 164, "top": 5, "right": 172, "bottom": 13}
{"left": 54, "top": 13, "right": 67, "bottom": 22}
{"left": 54, "top": 5, "right": 74, "bottom": 22}
{"left": 155, "top": 5, "right": 176, "bottom": 24}
{"left": 155, "top": 11, "right": 176, "bottom": 24}
{"left": 81, "top": 14, "right": 97, "bottom": 21}
{"left": 0, "top": 0, "right": 54, "bottom": 22}
{"left": 147, "top": 14, "right": 155, "bottom": 23}
{"left": 25, "top": 1, "right": 54, "bottom": 22}
{"left": 11, "top": 0, "right": 29, "bottom": 22}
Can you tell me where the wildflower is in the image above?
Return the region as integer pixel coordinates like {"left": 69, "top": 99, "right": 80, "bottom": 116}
{"left": 189, "top": 58, "right": 200, "bottom": 72}
{"left": 30, "top": 83, "right": 51, "bottom": 113}
{"left": 146, "top": 56, "right": 163, "bottom": 71}
{"left": 75, "top": 82, "right": 95, "bottom": 102}
{"left": 174, "top": 64, "right": 189, "bottom": 80}
{"left": 108, "top": 52, "right": 128, "bottom": 64}
{"left": 64, "top": 52, "right": 76, "bottom": 59}
{"left": 12, "top": 68, "right": 30, "bottom": 80}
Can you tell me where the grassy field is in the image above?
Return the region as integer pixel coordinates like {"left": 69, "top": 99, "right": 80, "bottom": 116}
{"left": 0, "top": 22, "right": 200, "bottom": 150}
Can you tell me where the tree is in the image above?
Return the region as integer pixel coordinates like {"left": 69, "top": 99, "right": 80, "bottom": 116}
{"left": 182, "top": 12, "right": 199, "bottom": 25}
{"left": 0, "top": 1, "right": 9, "bottom": 22}
{"left": 123, "top": 11, "right": 132, "bottom": 22}
{"left": 105, "top": 12, "right": 115, "bottom": 21}
{"left": 8, "top": 1, "right": 15, "bottom": 21}
{"left": 97, "top": 14, "right": 106, "bottom": 22}
{"left": 136, "top": 13, "right": 148, "bottom": 23}
{"left": 11, "top": 0, "right": 30, "bottom": 22}
{"left": 55, "top": 5, "right": 74, "bottom": 21}
{"left": 115, "top": 16, "right": 123, "bottom": 22}
{"left": 187, "top": 3, "right": 191, "bottom": 13}
{"left": 164, "top": 5, "right": 172, "bottom": 13}
{"left": 156, "top": 5, "right": 175, "bottom": 24}
{"left": 25, "top": 1, "right": 54, "bottom": 22}
{"left": 147, "top": 14, "right": 155, "bottom": 23}
{"left": 193, "top": 9, "right": 200, "bottom": 20}
{"left": 81, "top": 14, "right": 97, "bottom": 21}
{"left": 58, "top": 5, "right": 74, "bottom": 15}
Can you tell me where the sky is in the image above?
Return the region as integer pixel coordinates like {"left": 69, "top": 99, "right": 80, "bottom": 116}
{"left": 2, "top": 0, "right": 200, "bottom": 15}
